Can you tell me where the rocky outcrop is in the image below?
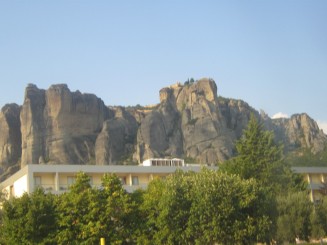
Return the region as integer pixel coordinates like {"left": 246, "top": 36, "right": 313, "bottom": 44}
{"left": 218, "top": 97, "right": 259, "bottom": 139}
{"left": 95, "top": 107, "right": 138, "bottom": 165}
{"left": 0, "top": 79, "right": 326, "bottom": 181}
{"left": 133, "top": 78, "right": 234, "bottom": 164}
{"left": 20, "top": 84, "right": 47, "bottom": 167}
{"left": 271, "top": 114, "right": 327, "bottom": 154}
{"left": 0, "top": 104, "right": 21, "bottom": 181}
{"left": 21, "top": 84, "right": 110, "bottom": 166}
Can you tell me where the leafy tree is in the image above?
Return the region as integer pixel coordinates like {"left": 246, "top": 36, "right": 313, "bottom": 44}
{"left": 56, "top": 172, "right": 96, "bottom": 244}
{"left": 139, "top": 177, "right": 166, "bottom": 243}
{"left": 220, "top": 114, "right": 311, "bottom": 242}
{"left": 56, "top": 172, "right": 139, "bottom": 244}
{"left": 311, "top": 197, "right": 327, "bottom": 240}
{"left": 95, "top": 173, "right": 140, "bottom": 244}
{"left": 186, "top": 169, "right": 274, "bottom": 245}
{"left": 141, "top": 169, "right": 274, "bottom": 244}
{"left": 276, "top": 191, "right": 312, "bottom": 244}
{"left": 0, "top": 188, "right": 57, "bottom": 244}
{"left": 0, "top": 188, "right": 5, "bottom": 222}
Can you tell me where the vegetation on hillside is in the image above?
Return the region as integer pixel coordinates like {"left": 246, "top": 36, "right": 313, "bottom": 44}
{"left": 285, "top": 145, "right": 327, "bottom": 167}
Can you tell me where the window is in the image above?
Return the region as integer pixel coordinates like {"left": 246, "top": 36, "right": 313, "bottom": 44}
{"left": 132, "top": 176, "right": 139, "bottom": 186}
{"left": 119, "top": 177, "right": 126, "bottom": 185}
{"left": 67, "top": 176, "right": 76, "bottom": 186}
{"left": 34, "top": 176, "right": 41, "bottom": 187}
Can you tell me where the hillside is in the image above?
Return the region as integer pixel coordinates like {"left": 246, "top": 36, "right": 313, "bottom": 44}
{"left": 0, "top": 78, "right": 326, "bottom": 181}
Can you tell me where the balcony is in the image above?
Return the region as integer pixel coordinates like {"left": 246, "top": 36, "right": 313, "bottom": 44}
{"left": 34, "top": 184, "right": 55, "bottom": 192}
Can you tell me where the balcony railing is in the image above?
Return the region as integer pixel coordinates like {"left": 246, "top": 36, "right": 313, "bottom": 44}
{"left": 35, "top": 184, "right": 55, "bottom": 192}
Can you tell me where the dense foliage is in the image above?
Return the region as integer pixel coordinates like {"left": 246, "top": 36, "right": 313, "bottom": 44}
{"left": 141, "top": 169, "right": 274, "bottom": 244}
{"left": 0, "top": 188, "right": 57, "bottom": 244}
{"left": 221, "top": 114, "right": 317, "bottom": 243}
{"left": 1, "top": 115, "right": 326, "bottom": 244}
{"left": 0, "top": 170, "right": 276, "bottom": 245}
{"left": 286, "top": 145, "right": 327, "bottom": 167}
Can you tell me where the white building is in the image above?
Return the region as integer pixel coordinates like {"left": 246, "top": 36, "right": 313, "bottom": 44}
{"left": 2, "top": 164, "right": 323, "bottom": 202}
{"left": 0, "top": 163, "right": 210, "bottom": 199}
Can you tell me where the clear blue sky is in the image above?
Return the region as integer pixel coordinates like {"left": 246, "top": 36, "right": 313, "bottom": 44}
{"left": 1, "top": 1, "right": 326, "bottom": 132}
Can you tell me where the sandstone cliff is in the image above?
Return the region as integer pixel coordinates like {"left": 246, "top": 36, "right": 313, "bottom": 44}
{"left": 0, "top": 79, "right": 326, "bottom": 181}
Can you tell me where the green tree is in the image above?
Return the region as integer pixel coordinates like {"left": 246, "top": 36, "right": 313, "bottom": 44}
{"left": 311, "top": 197, "right": 327, "bottom": 241}
{"left": 56, "top": 172, "right": 139, "bottom": 244}
{"left": 187, "top": 169, "right": 274, "bottom": 245}
{"left": 139, "top": 177, "right": 166, "bottom": 244}
{"left": 0, "top": 187, "right": 5, "bottom": 223}
{"left": 222, "top": 114, "right": 283, "bottom": 188}
{"left": 276, "top": 191, "right": 312, "bottom": 244}
{"left": 220, "top": 114, "right": 311, "bottom": 242}
{"left": 0, "top": 188, "right": 57, "bottom": 244}
{"left": 56, "top": 172, "right": 96, "bottom": 244}
{"left": 141, "top": 169, "right": 274, "bottom": 244}
{"left": 221, "top": 114, "right": 305, "bottom": 194}
{"left": 96, "top": 173, "right": 140, "bottom": 244}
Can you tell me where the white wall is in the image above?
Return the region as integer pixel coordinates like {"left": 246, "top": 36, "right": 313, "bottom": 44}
{"left": 13, "top": 175, "right": 28, "bottom": 197}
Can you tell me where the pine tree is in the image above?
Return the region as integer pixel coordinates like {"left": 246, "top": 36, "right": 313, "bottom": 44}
{"left": 222, "top": 114, "right": 284, "bottom": 190}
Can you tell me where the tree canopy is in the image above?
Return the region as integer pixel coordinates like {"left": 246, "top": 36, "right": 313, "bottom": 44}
{"left": 0, "top": 188, "right": 57, "bottom": 244}
{"left": 141, "top": 169, "right": 274, "bottom": 244}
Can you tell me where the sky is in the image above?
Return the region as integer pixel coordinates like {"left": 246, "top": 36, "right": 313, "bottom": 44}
{"left": 0, "top": 1, "right": 326, "bottom": 133}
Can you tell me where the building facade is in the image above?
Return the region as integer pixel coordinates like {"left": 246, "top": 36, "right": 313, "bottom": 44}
{"left": 1, "top": 164, "right": 326, "bottom": 202}
{"left": 0, "top": 163, "right": 210, "bottom": 199}
{"left": 292, "top": 167, "right": 327, "bottom": 202}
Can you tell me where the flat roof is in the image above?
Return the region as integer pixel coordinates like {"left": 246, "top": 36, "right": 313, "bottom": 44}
{"left": 292, "top": 167, "right": 327, "bottom": 174}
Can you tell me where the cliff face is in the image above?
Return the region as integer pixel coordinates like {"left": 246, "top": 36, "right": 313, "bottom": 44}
{"left": 20, "top": 84, "right": 110, "bottom": 167}
{"left": 20, "top": 84, "right": 46, "bottom": 167}
{"left": 134, "top": 79, "right": 234, "bottom": 164}
{"left": 95, "top": 107, "right": 138, "bottom": 165}
{"left": 0, "top": 104, "right": 21, "bottom": 180}
{"left": 0, "top": 79, "right": 326, "bottom": 181}
{"left": 270, "top": 114, "right": 327, "bottom": 154}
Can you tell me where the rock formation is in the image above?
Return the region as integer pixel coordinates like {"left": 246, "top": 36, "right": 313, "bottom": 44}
{"left": 270, "top": 113, "right": 327, "bottom": 154}
{"left": 0, "top": 104, "right": 21, "bottom": 180}
{"left": 133, "top": 79, "right": 236, "bottom": 164}
{"left": 21, "top": 84, "right": 110, "bottom": 167}
{"left": 0, "top": 79, "right": 326, "bottom": 181}
{"left": 95, "top": 107, "right": 138, "bottom": 165}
